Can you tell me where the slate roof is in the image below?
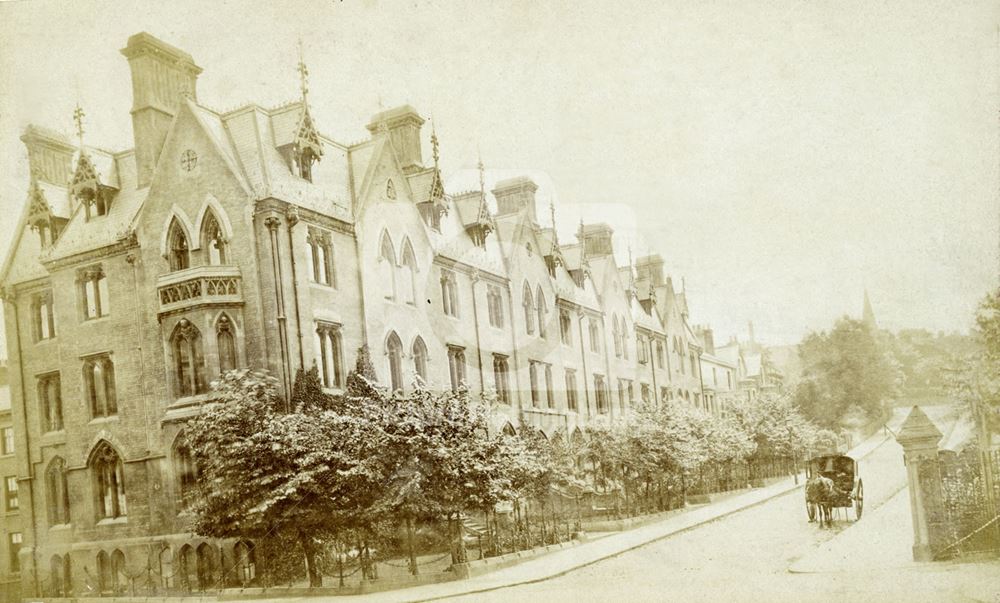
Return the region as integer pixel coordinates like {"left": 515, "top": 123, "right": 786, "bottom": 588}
{"left": 46, "top": 185, "right": 149, "bottom": 261}
{"left": 630, "top": 296, "right": 664, "bottom": 333}
{"left": 187, "top": 100, "right": 353, "bottom": 221}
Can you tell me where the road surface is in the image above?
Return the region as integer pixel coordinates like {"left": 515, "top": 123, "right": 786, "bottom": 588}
{"left": 445, "top": 407, "right": 989, "bottom": 603}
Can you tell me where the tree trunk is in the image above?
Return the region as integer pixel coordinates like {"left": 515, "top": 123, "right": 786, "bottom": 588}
{"left": 406, "top": 516, "right": 419, "bottom": 576}
{"left": 449, "top": 512, "right": 468, "bottom": 565}
{"left": 298, "top": 530, "right": 322, "bottom": 588}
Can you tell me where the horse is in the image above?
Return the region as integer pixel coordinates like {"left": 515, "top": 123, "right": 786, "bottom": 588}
{"left": 805, "top": 475, "right": 836, "bottom": 528}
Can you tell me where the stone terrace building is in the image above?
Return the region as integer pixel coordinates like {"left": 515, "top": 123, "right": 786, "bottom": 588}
{"left": 0, "top": 32, "right": 709, "bottom": 597}
{"left": 1, "top": 377, "right": 21, "bottom": 602}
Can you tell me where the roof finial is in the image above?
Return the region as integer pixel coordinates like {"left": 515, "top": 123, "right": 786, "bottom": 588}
{"left": 431, "top": 118, "right": 440, "bottom": 168}
{"left": 477, "top": 150, "right": 486, "bottom": 197}
{"left": 549, "top": 200, "right": 559, "bottom": 246}
{"left": 628, "top": 244, "right": 636, "bottom": 292}
{"left": 297, "top": 38, "right": 310, "bottom": 105}
{"left": 73, "top": 104, "right": 86, "bottom": 150}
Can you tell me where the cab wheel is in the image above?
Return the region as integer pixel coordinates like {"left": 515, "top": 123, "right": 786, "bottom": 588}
{"left": 854, "top": 480, "right": 864, "bottom": 520}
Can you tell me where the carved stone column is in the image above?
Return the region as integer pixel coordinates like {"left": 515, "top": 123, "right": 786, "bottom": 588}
{"left": 895, "top": 406, "right": 943, "bottom": 561}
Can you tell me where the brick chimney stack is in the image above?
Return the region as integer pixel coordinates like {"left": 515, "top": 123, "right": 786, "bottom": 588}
{"left": 492, "top": 176, "right": 539, "bottom": 221}
{"left": 121, "top": 33, "right": 202, "bottom": 187}
{"left": 366, "top": 105, "right": 426, "bottom": 174}
{"left": 20, "top": 126, "right": 75, "bottom": 185}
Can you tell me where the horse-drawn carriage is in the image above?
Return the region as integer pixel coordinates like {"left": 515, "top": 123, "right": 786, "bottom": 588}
{"left": 805, "top": 454, "right": 863, "bottom": 525}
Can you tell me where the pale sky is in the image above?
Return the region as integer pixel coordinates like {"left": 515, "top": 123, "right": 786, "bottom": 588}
{"left": 0, "top": 0, "right": 997, "bottom": 355}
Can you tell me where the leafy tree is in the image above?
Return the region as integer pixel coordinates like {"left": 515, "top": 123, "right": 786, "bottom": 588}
{"left": 951, "top": 287, "right": 1000, "bottom": 437}
{"left": 185, "top": 367, "right": 391, "bottom": 587}
{"left": 794, "top": 317, "right": 901, "bottom": 429}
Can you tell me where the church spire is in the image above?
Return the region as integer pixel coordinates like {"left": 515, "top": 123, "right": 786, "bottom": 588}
{"left": 862, "top": 289, "right": 877, "bottom": 330}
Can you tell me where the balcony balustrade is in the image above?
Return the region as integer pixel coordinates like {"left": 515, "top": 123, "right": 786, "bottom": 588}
{"left": 156, "top": 265, "right": 243, "bottom": 315}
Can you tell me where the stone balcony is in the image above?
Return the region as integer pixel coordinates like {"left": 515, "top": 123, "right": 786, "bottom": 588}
{"left": 156, "top": 265, "right": 243, "bottom": 316}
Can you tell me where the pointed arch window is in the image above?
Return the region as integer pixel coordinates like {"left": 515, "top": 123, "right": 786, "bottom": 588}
{"left": 440, "top": 270, "right": 459, "bottom": 317}
{"left": 412, "top": 337, "right": 428, "bottom": 383}
{"left": 91, "top": 442, "right": 126, "bottom": 520}
{"left": 178, "top": 545, "right": 196, "bottom": 591}
{"left": 621, "top": 319, "right": 630, "bottom": 360}
{"left": 612, "top": 316, "right": 622, "bottom": 357}
{"left": 97, "top": 551, "right": 111, "bottom": 594}
{"left": 50, "top": 554, "right": 72, "bottom": 597}
{"left": 216, "top": 315, "right": 238, "bottom": 375}
{"left": 559, "top": 309, "right": 573, "bottom": 346}
{"left": 168, "top": 220, "right": 191, "bottom": 271}
{"left": 158, "top": 546, "right": 174, "bottom": 590}
{"left": 314, "top": 322, "right": 344, "bottom": 389}
{"left": 195, "top": 543, "right": 216, "bottom": 591}
{"left": 171, "top": 319, "right": 207, "bottom": 397}
{"left": 201, "top": 212, "right": 228, "bottom": 265}
{"left": 379, "top": 233, "right": 397, "bottom": 300}
{"left": 529, "top": 361, "right": 540, "bottom": 407}
{"left": 46, "top": 458, "right": 71, "bottom": 525}
{"left": 386, "top": 332, "right": 403, "bottom": 392}
{"left": 307, "top": 228, "right": 335, "bottom": 286}
{"left": 448, "top": 346, "right": 466, "bottom": 392}
{"left": 174, "top": 435, "right": 199, "bottom": 506}
{"left": 400, "top": 242, "right": 418, "bottom": 305}
{"left": 32, "top": 290, "right": 56, "bottom": 341}
{"left": 111, "top": 550, "right": 126, "bottom": 593}
{"left": 522, "top": 283, "right": 535, "bottom": 335}
{"left": 535, "top": 286, "right": 547, "bottom": 339}
{"left": 637, "top": 333, "right": 649, "bottom": 364}
{"left": 234, "top": 541, "right": 256, "bottom": 586}
{"left": 38, "top": 372, "right": 63, "bottom": 432}
{"left": 493, "top": 354, "right": 510, "bottom": 404}
{"left": 78, "top": 264, "right": 109, "bottom": 320}
{"left": 565, "top": 369, "right": 579, "bottom": 411}
{"left": 590, "top": 319, "right": 601, "bottom": 354}
{"left": 84, "top": 354, "right": 117, "bottom": 418}
{"left": 486, "top": 284, "right": 504, "bottom": 328}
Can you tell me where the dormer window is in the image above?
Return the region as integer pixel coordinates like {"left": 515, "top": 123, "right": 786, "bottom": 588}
{"left": 27, "top": 179, "right": 64, "bottom": 247}
{"left": 36, "top": 223, "right": 50, "bottom": 247}
{"left": 296, "top": 147, "right": 316, "bottom": 182}
{"left": 88, "top": 194, "right": 109, "bottom": 219}
{"left": 291, "top": 105, "right": 323, "bottom": 183}
{"left": 71, "top": 152, "right": 116, "bottom": 221}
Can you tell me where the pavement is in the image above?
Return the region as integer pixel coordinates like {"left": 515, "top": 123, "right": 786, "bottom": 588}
{"left": 257, "top": 412, "right": 905, "bottom": 603}
{"left": 790, "top": 405, "right": 998, "bottom": 602}
{"left": 234, "top": 405, "right": 998, "bottom": 603}
{"left": 790, "top": 484, "right": 999, "bottom": 602}
{"left": 291, "top": 476, "right": 805, "bottom": 603}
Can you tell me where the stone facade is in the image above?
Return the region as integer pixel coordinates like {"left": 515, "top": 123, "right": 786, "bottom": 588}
{"left": 1, "top": 378, "right": 22, "bottom": 602}
{"left": 0, "top": 32, "right": 717, "bottom": 597}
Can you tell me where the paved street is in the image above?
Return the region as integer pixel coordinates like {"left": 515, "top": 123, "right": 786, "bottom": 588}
{"left": 233, "top": 407, "right": 996, "bottom": 603}
{"left": 441, "top": 407, "right": 997, "bottom": 603}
